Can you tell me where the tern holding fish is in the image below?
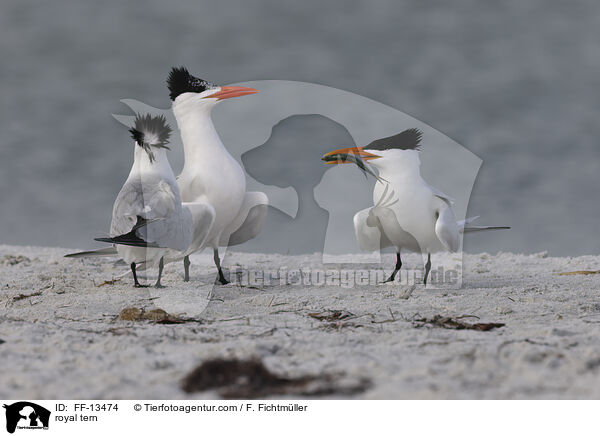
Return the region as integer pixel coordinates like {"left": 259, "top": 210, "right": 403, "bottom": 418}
{"left": 322, "top": 151, "right": 386, "bottom": 183}
{"left": 323, "top": 128, "right": 509, "bottom": 285}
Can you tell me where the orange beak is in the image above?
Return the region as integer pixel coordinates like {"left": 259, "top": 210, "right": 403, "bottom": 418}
{"left": 321, "top": 147, "right": 381, "bottom": 164}
{"left": 203, "top": 86, "right": 258, "bottom": 100}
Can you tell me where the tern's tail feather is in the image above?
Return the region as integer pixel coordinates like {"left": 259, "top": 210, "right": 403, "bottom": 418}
{"left": 457, "top": 216, "right": 510, "bottom": 233}
{"left": 462, "top": 225, "right": 511, "bottom": 233}
{"left": 64, "top": 247, "right": 118, "bottom": 258}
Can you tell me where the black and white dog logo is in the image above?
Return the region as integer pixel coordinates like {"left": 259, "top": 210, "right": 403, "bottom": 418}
{"left": 3, "top": 402, "right": 50, "bottom": 434}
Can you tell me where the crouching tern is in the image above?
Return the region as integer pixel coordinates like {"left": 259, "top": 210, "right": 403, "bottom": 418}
{"left": 67, "top": 114, "right": 213, "bottom": 288}
{"left": 165, "top": 66, "right": 269, "bottom": 284}
{"left": 322, "top": 128, "right": 509, "bottom": 285}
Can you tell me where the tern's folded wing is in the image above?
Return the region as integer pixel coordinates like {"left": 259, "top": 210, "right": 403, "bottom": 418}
{"left": 353, "top": 207, "right": 393, "bottom": 252}
{"left": 110, "top": 177, "right": 182, "bottom": 249}
{"left": 434, "top": 205, "right": 460, "bottom": 252}
{"left": 426, "top": 183, "right": 455, "bottom": 205}
{"left": 369, "top": 207, "right": 421, "bottom": 252}
{"left": 184, "top": 202, "right": 216, "bottom": 251}
{"left": 220, "top": 191, "right": 268, "bottom": 247}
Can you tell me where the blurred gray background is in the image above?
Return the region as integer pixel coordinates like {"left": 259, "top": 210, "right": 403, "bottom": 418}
{"left": 1, "top": 0, "right": 598, "bottom": 255}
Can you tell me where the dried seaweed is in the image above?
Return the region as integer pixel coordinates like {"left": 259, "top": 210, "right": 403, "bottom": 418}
{"left": 308, "top": 310, "right": 354, "bottom": 322}
{"left": 95, "top": 278, "right": 122, "bottom": 287}
{"left": 558, "top": 270, "right": 600, "bottom": 276}
{"left": 413, "top": 315, "right": 504, "bottom": 331}
{"left": 116, "top": 307, "right": 199, "bottom": 324}
{"left": 12, "top": 291, "right": 42, "bottom": 301}
{"left": 307, "top": 310, "right": 360, "bottom": 330}
{"left": 0, "top": 255, "right": 30, "bottom": 266}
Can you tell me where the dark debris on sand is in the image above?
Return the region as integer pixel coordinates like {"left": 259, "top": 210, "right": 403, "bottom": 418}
{"left": 181, "top": 358, "right": 370, "bottom": 399}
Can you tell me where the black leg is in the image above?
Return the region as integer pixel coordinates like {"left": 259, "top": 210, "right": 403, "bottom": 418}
{"left": 213, "top": 248, "right": 229, "bottom": 285}
{"left": 131, "top": 262, "right": 148, "bottom": 288}
{"left": 183, "top": 255, "right": 190, "bottom": 282}
{"left": 155, "top": 257, "right": 165, "bottom": 288}
{"left": 423, "top": 253, "right": 432, "bottom": 285}
{"left": 384, "top": 252, "right": 402, "bottom": 283}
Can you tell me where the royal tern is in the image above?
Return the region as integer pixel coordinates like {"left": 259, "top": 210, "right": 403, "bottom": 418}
{"left": 166, "top": 66, "right": 268, "bottom": 284}
{"left": 323, "top": 128, "right": 509, "bottom": 285}
{"left": 91, "top": 114, "right": 196, "bottom": 287}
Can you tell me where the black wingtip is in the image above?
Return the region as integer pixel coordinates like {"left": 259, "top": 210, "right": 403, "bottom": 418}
{"left": 94, "top": 237, "right": 161, "bottom": 248}
{"left": 94, "top": 217, "right": 165, "bottom": 248}
{"left": 94, "top": 237, "right": 116, "bottom": 244}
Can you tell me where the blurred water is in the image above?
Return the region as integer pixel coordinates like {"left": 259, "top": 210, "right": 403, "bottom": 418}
{"left": 1, "top": 0, "right": 599, "bottom": 255}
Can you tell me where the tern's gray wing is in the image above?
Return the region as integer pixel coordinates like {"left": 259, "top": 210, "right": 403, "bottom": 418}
{"left": 110, "top": 176, "right": 188, "bottom": 251}
{"left": 110, "top": 183, "right": 144, "bottom": 237}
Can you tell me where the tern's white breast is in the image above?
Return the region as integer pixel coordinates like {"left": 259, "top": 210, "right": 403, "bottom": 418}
{"left": 174, "top": 105, "right": 246, "bottom": 247}
{"left": 373, "top": 170, "right": 444, "bottom": 252}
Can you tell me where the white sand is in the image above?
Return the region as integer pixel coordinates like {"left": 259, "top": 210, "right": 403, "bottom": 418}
{"left": 1, "top": 244, "right": 600, "bottom": 399}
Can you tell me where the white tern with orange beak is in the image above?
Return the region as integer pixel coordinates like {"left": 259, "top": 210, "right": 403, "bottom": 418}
{"left": 166, "top": 67, "right": 268, "bottom": 284}
{"left": 323, "top": 128, "right": 509, "bottom": 285}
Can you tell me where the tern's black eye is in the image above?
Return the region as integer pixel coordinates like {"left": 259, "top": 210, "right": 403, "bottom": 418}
{"left": 167, "top": 66, "right": 216, "bottom": 101}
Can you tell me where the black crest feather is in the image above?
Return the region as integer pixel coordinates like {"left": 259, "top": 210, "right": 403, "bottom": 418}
{"left": 167, "top": 66, "right": 215, "bottom": 101}
{"left": 129, "top": 114, "right": 172, "bottom": 163}
{"left": 365, "top": 128, "right": 423, "bottom": 151}
{"left": 129, "top": 113, "right": 172, "bottom": 147}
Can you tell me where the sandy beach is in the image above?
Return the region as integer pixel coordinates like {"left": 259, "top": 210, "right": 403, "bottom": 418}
{"left": 1, "top": 244, "right": 599, "bottom": 399}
